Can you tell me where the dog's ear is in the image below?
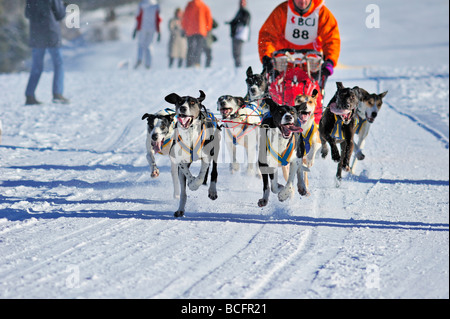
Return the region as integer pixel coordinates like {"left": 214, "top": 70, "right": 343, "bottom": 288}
{"left": 311, "top": 89, "right": 319, "bottom": 100}
{"left": 164, "top": 112, "right": 176, "bottom": 123}
{"left": 336, "top": 82, "right": 344, "bottom": 90}
{"left": 165, "top": 93, "right": 182, "bottom": 105}
{"left": 246, "top": 66, "right": 253, "bottom": 77}
{"left": 379, "top": 91, "right": 388, "bottom": 99}
{"left": 236, "top": 97, "right": 246, "bottom": 107}
{"left": 198, "top": 90, "right": 206, "bottom": 103}
{"left": 264, "top": 98, "right": 278, "bottom": 114}
{"left": 142, "top": 113, "right": 155, "bottom": 121}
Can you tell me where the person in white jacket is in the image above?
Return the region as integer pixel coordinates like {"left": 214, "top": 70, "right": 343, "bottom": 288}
{"left": 133, "top": 0, "right": 161, "bottom": 69}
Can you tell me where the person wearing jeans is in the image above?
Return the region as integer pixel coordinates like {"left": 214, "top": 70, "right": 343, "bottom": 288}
{"left": 24, "top": 0, "right": 69, "bottom": 105}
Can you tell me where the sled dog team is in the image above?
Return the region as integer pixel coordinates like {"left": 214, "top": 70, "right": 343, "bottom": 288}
{"left": 142, "top": 67, "right": 388, "bottom": 217}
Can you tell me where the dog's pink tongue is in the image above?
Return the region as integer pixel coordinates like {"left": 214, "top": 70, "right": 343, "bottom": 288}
{"left": 152, "top": 140, "right": 163, "bottom": 153}
{"left": 178, "top": 116, "right": 190, "bottom": 127}
{"left": 300, "top": 113, "right": 310, "bottom": 124}
{"left": 285, "top": 124, "right": 302, "bottom": 133}
{"left": 330, "top": 102, "right": 351, "bottom": 115}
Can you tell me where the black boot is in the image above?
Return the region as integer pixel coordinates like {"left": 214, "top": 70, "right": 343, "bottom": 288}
{"left": 25, "top": 96, "right": 42, "bottom": 105}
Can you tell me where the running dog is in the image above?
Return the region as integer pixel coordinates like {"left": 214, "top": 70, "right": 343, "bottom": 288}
{"left": 165, "top": 90, "right": 221, "bottom": 218}
{"left": 319, "top": 82, "right": 362, "bottom": 186}
{"left": 245, "top": 66, "right": 270, "bottom": 114}
{"left": 217, "top": 95, "right": 262, "bottom": 175}
{"left": 142, "top": 109, "right": 178, "bottom": 198}
{"left": 350, "top": 89, "right": 388, "bottom": 174}
{"left": 258, "top": 98, "right": 304, "bottom": 207}
{"left": 294, "top": 89, "right": 321, "bottom": 195}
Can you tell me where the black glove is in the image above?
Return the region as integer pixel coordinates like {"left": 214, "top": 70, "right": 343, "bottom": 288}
{"left": 321, "top": 59, "right": 334, "bottom": 77}
{"left": 262, "top": 55, "right": 273, "bottom": 73}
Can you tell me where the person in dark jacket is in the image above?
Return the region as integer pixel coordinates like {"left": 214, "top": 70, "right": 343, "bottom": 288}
{"left": 227, "top": 0, "right": 251, "bottom": 68}
{"left": 24, "top": 0, "right": 69, "bottom": 105}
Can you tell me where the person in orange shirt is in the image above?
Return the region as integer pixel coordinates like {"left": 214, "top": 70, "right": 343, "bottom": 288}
{"left": 182, "top": 0, "right": 213, "bottom": 68}
{"left": 258, "top": 0, "right": 340, "bottom": 81}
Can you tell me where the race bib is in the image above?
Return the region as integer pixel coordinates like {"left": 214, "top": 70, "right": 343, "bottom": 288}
{"left": 285, "top": 5, "right": 320, "bottom": 46}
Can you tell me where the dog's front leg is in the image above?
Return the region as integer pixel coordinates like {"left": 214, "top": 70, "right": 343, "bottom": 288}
{"left": 208, "top": 161, "right": 218, "bottom": 200}
{"left": 146, "top": 148, "right": 159, "bottom": 178}
{"left": 297, "top": 163, "right": 310, "bottom": 196}
{"left": 187, "top": 159, "right": 210, "bottom": 191}
{"left": 278, "top": 160, "right": 299, "bottom": 202}
{"left": 170, "top": 160, "right": 180, "bottom": 199}
{"left": 175, "top": 166, "right": 187, "bottom": 218}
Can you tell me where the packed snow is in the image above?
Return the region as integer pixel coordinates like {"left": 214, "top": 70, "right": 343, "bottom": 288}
{"left": 0, "top": 0, "right": 448, "bottom": 299}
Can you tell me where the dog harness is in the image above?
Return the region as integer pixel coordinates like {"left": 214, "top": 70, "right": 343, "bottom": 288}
{"left": 302, "top": 122, "right": 317, "bottom": 154}
{"left": 157, "top": 136, "right": 174, "bottom": 155}
{"left": 332, "top": 114, "right": 359, "bottom": 140}
{"left": 266, "top": 134, "right": 296, "bottom": 166}
{"left": 222, "top": 102, "right": 263, "bottom": 145}
{"left": 355, "top": 114, "right": 367, "bottom": 135}
{"left": 175, "top": 124, "right": 207, "bottom": 162}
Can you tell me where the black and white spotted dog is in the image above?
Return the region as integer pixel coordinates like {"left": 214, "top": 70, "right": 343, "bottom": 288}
{"left": 165, "top": 90, "right": 221, "bottom": 218}
{"left": 142, "top": 109, "right": 178, "bottom": 198}
{"left": 257, "top": 98, "right": 305, "bottom": 207}
{"left": 245, "top": 66, "right": 270, "bottom": 114}
{"left": 217, "top": 95, "right": 262, "bottom": 175}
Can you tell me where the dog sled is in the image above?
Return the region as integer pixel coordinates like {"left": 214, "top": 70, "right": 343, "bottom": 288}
{"left": 267, "top": 49, "right": 326, "bottom": 125}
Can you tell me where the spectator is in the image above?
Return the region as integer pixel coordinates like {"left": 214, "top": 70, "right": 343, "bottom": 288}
{"left": 133, "top": 0, "right": 162, "bottom": 69}
{"left": 203, "top": 19, "right": 218, "bottom": 68}
{"left": 168, "top": 8, "right": 187, "bottom": 68}
{"left": 227, "top": 0, "right": 251, "bottom": 68}
{"left": 182, "top": 0, "right": 213, "bottom": 68}
{"left": 24, "top": 0, "right": 69, "bottom": 105}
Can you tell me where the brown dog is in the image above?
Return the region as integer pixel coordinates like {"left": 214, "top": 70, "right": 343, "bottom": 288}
{"left": 294, "top": 89, "right": 321, "bottom": 195}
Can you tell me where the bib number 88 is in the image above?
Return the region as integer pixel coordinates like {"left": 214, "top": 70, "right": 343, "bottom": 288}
{"left": 293, "top": 29, "right": 309, "bottom": 39}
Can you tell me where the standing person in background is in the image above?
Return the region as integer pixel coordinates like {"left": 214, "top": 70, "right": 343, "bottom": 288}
{"left": 168, "top": 8, "right": 187, "bottom": 68}
{"left": 182, "top": 0, "right": 213, "bottom": 68}
{"left": 203, "top": 19, "right": 218, "bottom": 68}
{"left": 227, "top": 0, "right": 251, "bottom": 68}
{"left": 24, "top": 0, "right": 69, "bottom": 105}
{"left": 133, "top": 0, "right": 162, "bottom": 70}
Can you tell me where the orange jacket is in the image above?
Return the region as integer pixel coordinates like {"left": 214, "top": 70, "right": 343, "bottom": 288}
{"left": 182, "top": 0, "right": 213, "bottom": 37}
{"left": 258, "top": 0, "right": 340, "bottom": 66}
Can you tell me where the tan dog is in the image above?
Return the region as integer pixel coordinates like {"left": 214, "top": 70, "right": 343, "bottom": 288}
{"left": 294, "top": 89, "right": 322, "bottom": 195}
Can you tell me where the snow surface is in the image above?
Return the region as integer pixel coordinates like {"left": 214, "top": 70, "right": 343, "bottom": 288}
{"left": 0, "top": 0, "right": 448, "bottom": 299}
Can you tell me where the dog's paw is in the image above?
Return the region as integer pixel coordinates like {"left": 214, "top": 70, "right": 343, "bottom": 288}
{"left": 321, "top": 147, "right": 328, "bottom": 159}
{"left": 335, "top": 176, "right": 342, "bottom": 188}
{"left": 331, "top": 152, "right": 341, "bottom": 163}
{"left": 174, "top": 210, "right": 185, "bottom": 218}
{"left": 258, "top": 198, "right": 268, "bottom": 207}
{"left": 298, "top": 186, "right": 310, "bottom": 197}
{"left": 278, "top": 186, "right": 294, "bottom": 202}
{"left": 151, "top": 168, "right": 160, "bottom": 178}
{"left": 188, "top": 177, "right": 203, "bottom": 191}
{"left": 208, "top": 190, "right": 218, "bottom": 200}
{"left": 356, "top": 151, "right": 365, "bottom": 161}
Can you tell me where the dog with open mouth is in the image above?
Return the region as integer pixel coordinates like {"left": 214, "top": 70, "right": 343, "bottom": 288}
{"left": 294, "top": 89, "right": 322, "bottom": 195}
{"left": 350, "top": 88, "right": 388, "bottom": 174}
{"left": 257, "top": 98, "right": 305, "bottom": 207}
{"left": 217, "top": 94, "right": 262, "bottom": 175}
{"left": 165, "top": 90, "right": 221, "bottom": 218}
{"left": 319, "top": 82, "right": 362, "bottom": 185}
{"left": 142, "top": 109, "right": 178, "bottom": 198}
